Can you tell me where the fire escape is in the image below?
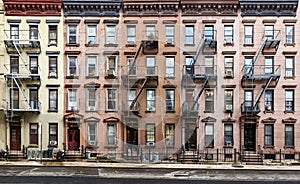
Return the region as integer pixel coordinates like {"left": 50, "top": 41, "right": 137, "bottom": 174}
{"left": 181, "top": 30, "right": 217, "bottom": 151}
{"left": 241, "top": 30, "right": 281, "bottom": 115}
{"left": 122, "top": 31, "right": 159, "bottom": 118}
{"left": 3, "top": 29, "right": 41, "bottom": 119}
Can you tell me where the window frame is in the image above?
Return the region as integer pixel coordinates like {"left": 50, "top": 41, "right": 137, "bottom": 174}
{"left": 205, "top": 124, "right": 214, "bottom": 148}
{"left": 107, "top": 123, "right": 117, "bottom": 146}
{"left": 10, "top": 56, "right": 19, "bottom": 74}
{"left": 106, "top": 56, "right": 117, "bottom": 75}
{"left": 244, "top": 25, "right": 253, "bottom": 44}
{"left": 264, "top": 56, "right": 274, "bottom": 74}
{"left": 106, "top": 25, "right": 116, "bottom": 44}
{"left": 146, "top": 56, "right": 156, "bottom": 75}
{"left": 10, "top": 24, "right": 19, "bottom": 40}
{"left": 264, "top": 90, "right": 274, "bottom": 112}
{"left": 166, "top": 89, "right": 175, "bottom": 112}
{"left": 106, "top": 89, "right": 117, "bottom": 111}
{"left": 68, "top": 25, "right": 77, "bottom": 44}
{"left": 127, "top": 25, "right": 136, "bottom": 44}
{"left": 165, "top": 56, "right": 175, "bottom": 77}
{"left": 224, "top": 89, "right": 233, "bottom": 112}
{"left": 285, "top": 124, "right": 294, "bottom": 147}
{"left": 224, "top": 25, "right": 233, "bottom": 43}
{"left": 146, "top": 124, "right": 155, "bottom": 144}
{"left": 49, "top": 123, "right": 58, "bottom": 147}
{"left": 49, "top": 56, "right": 58, "bottom": 78}
{"left": 68, "top": 89, "right": 78, "bottom": 111}
{"left": 285, "top": 25, "right": 294, "bottom": 44}
{"left": 146, "top": 89, "right": 156, "bottom": 111}
{"left": 264, "top": 124, "right": 274, "bottom": 147}
{"left": 185, "top": 25, "right": 194, "bottom": 44}
{"left": 165, "top": 25, "right": 175, "bottom": 44}
{"left": 128, "top": 89, "right": 137, "bottom": 110}
{"left": 205, "top": 89, "right": 214, "bottom": 112}
{"left": 87, "top": 25, "right": 97, "bottom": 44}
{"left": 165, "top": 124, "right": 175, "bottom": 147}
{"left": 87, "top": 88, "right": 97, "bottom": 111}
{"left": 224, "top": 124, "right": 233, "bottom": 147}
{"left": 285, "top": 56, "right": 294, "bottom": 77}
{"left": 204, "top": 25, "right": 214, "bottom": 40}
{"left": 285, "top": 90, "right": 294, "bottom": 111}
{"left": 30, "top": 123, "right": 38, "bottom": 145}
{"left": 48, "top": 25, "right": 57, "bottom": 45}
{"left": 224, "top": 56, "right": 234, "bottom": 77}
{"left": 67, "top": 56, "right": 78, "bottom": 76}
{"left": 87, "top": 55, "right": 97, "bottom": 77}
{"left": 29, "top": 56, "right": 38, "bottom": 74}
{"left": 29, "top": 25, "right": 39, "bottom": 40}
{"left": 48, "top": 89, "right": 58, "bottom": 112}
{"left": 88, "top": 123, "right": 97, "bottom": 146}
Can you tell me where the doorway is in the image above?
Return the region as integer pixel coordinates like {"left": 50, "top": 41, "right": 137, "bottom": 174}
{"left": 10, "top": 123, "right": 21, "bottom": 151}
{"left": 68, "top": 123, "right": 80, "bottom": 151}
{"left": 244, "top": 123, "right": 256, "bottom": 151}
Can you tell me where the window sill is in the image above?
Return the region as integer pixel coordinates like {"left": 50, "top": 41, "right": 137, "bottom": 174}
{"left": 86, "top": 145, "right": 99, "bottom": 149}
{"left": 126, "top": 44, "right": 136, "bottom": 47}
{"left": 105, "top": 75, "right": 117, "bottom": 79}
{"left": 48, "top": 43, "right": 57, "bottom": 47}
{"left": 66, "top": 110, "right": 79, "bottom": 113}
{"left": 66, "top": 75, "right": 79, "bottom": 79}
{"left": 223, "top": 43, "right": 234, "bottom": 47}
{"left": 224, "top": 110, "right": 233, "bottom": 113}
{"left": 264, "top": 110, "right": 274, "bottom": 114}
{"left": 85, "top": 110, "right": 97, "bottom": 113}
{"left": 284, "top": 43, "right": 296, "bottom": 47}
{"left": 284, "top": 76, "right": 295, "bottom": 80}
{"left": 85, "top": 43, "right": 99, "bottom": 47}
{"left": 184, "top": 44, "right": 195, "bottom": 47}
{"left": 86, "top": 76, "right": 99, "bottom": 79}
{"left": 284, "top": 110, "right": 295, "bottom": 114}
{"left": 66, "top": 43, "right": 80, "bottom": 47}
{"left": 243, "top": 43, "right": 254, "bottom": 47}
{"left": 166, "top": 110, "right": 176, "bottom": 113}
{"left": 204, "top": 110, "right": 214, "bottom": 113}
{"left": 224, "top": 76, "right": 234, "bottom": 79}
{"left": 145, "top": 110, "right": 156, "bottom": 113}
{"left": 223, "top": 145, "right": 233, "bottom": 148}
{"left": 28, "top": 144, "right": 39, "bottom": 148}
{"left": 166, "top": 145, "right": 175, "bottom": 148}
{"left": 48, "top": 145, "right": 58, "bottom": 148}
{"left": 104, "top": 44, "right": 118, "bottom": 47}
{"left": 105, "top": 145, "right": 118, "bottom": 149}
{"left": 164, "top": 43, "right": 175, "bottom": 47}
{"left": 105, "top": 110, "right": 118, "bottom": 113}
{"left": 164, "top": 76, "right": 175, "bottom": 79}
{"left": 48, "top": 110, "right": 58, "bottom": 113}
{"left": 284, "top": 146, "right": 295, "bottom": 149}
{"left": 205, "top": 146, "right": 214, "bottom": 149}
{"left": 48, "top": 76, "right": 58, "bottom": 79}
{"left": 263, "top": 146, "right": 274, "bottom": 149}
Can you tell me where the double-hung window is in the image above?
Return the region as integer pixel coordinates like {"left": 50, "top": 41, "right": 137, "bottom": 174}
{"left": 49, "top": 123, "right": 58, "bottom": 146}
{"left": 88, "top": 123, "right": 97, "bottom": 146}
{"left": 165, "top": 124, "right": 175, "bottom": 147}
{"left": 127, "top": 25, "right": 136, "bottom": 44}
{"left": 166, "top": 89, "right": 175, "bottom": 112}
{"left": 68, "top": 89, "right": 78, "bottom": 111}
{"left": 205, "top": 124, "right": 214, "bottom": 148}
{"left": 106, "top": 25, "right": 116, "bottom": 44}
{"left": 29, "top": 56, "right": 38, "bottom": 74}
{"left": 165, "top": 57, "right": 175, "bottom": 77}
{"left": 107, "top": 89, "right": 117, "bottom": 111}
{"left": 264, "top": 25, "right": 274, "bottom": 40}
{"left": 224, "top": 25, "right": 233, "bottom": 43}
{"left": 29, "top": 25, "right": 38, "bottom": 40}
{"left": 165, "top": 25, "right": 175, "bottom": 44}
{"left": 244, "top": 25, "right": 253, "bottom": 44}
{"left": 49, "top": 89, "right": 58, "bottom": 111}
{"left": 128, "top": 90, "right": 136, "bottom": 110}
{"left": 146, "top": 124, "right": 155, "bottom": 145}
{"left": 107, "top": 123, "right": 117, "bottom": 146}
{"left": 264, "top": 56, "right": 274, "bottom": 74}
{"left": 87, "top": 89, "right": 97, "bottom": 111}
{"left": 204, "top": 25, "right": 214, "bottom": 40}
{"left": 146, "top": 90, "right": 156, "bottom": 111}
{"left": 285, "top": 90, "right": 294, "bottom": 111}
{"left": 10, "top": 56, "right": 19, "bottom": 74}
{"left": 224, "top": 90, "right": 233, "bottom": 112}
{"left": 30, "top": 123, "right": 38, "bottom": 145}
{"left": 127, "top": 56, "right": 136, "bottom": 75}
{"left": 87, "top": 56, "right": 97, "bottom": 77}
{"left": 205, "top": 89, "right": 214, "bottom": 112}
{"left": 68, "top": 25, "right": 77, "bottom": 44}
{"left": 146, "top": 56, "right": 155, "bottom": 75}
{"left": 224, "top": 56, "right": 234, "bottom": 77}
{"left": 107, "top": 56, "right": 117, "bottom": 76}
{"left": 49, "top": 56, "right": 57, "bottom": 78}
{"left": 49, "top": 25, "right": 57, "bottom": 45}
{"left": 285, "top": 25, "right": 294, "bottom": 44}
{"left": 146, "top": 25, "right": 156, "bottom": 39}
{"left": 68, "top": 56, "right": 77, "bottom": 76}
{"left": 10, "top": 25, "right": 19, "bottom": 40}
{"left": 185, "top": 25, "right": 194, "bottom": 44}
{"left": 264, "top": 90, "right": 273, "bottom": 112}
{"left": 285, "top": 57, "right": 294, "bottom": 77}
{"left": 224, "top": 124, "right": 233, "bottom": 146}
{"left": 264, "top": 124, "right": 274, "bottom": 147}
{"left": 285, "top": 124, "right": 294, "bottom": 147}
{"left": 87, "top": 25, "right": 97, "bottom": 43}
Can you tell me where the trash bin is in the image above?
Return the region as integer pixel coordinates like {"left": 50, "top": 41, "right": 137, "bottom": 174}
{"left": 56, "top": 150, "right": 65, "bottom": 161}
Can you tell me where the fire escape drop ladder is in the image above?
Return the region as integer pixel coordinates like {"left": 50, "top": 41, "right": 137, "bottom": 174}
{"left": 191, "top": 76, "right": 209, "bottom": 111}
{"left": 253, "top": 76, "right": 274, "bottom": 111}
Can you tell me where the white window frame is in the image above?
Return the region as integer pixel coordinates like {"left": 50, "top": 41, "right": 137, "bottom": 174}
{"left": 68, "top": 56, "right": 77, "bottom": 76}
{"left": 68, "top": 89, "right": 78, "bottom": 111}
{"left": 264, "top": 124, "right": 274, "bottom": 147}
{"left": 87, "top": 89, "right": 97, "bottom": 111}
{"left": 224, "top": 124, "right": 233, "bottom": 146}
{"left": 224, "top": 25, "right": 233, "bottom": 43}
{"left": 146, "top": 89, "right": 156, "bottom": 111}
{"left": 285, "top": 56, "right": 294, "bottom": 77}
{"left": 244, "top": 25, "right": 253, "bottom": 44}
{"left": 166, "top": 89, "right": 175, "bottom": 112}
{"left": 146, "top": 124, "right": 155, "bottom": 144}
{"left": 165, "top": 124, "right": 175, "bottom": 147}
{"left": 286, "top": 25, "right": 294, "bottom": 44}
{"left": 87, "top": 56, "right": 97, "bottom": 77}
{"left": 106, "top": 25, "right": 116, "bottom": 44}
{"left": 127, "top": 25, "right": 136, "bottom": 44}
{"left": 106, "top": 89, "right": 117, "bottom": 111}
{"left": 106, "top": 56, "right": 117, "bottom": 76}
{"left": 107, "top": 123, "right": 117, "bottom": 146}
{"left": 68, "top": 25, "right": 77, "bottom": 44}
{"left": 165, "top": 56, "right": 175, "bottom": 77}
{"left": 146, "top": 56, "right": 156, "bottom": 75}
{"left": 285, "top": 90, "right": 294, "bottom": 111}
{"left": 88, "top": 123, "right": 97, "bottom": 146}
{"left": 87, "top": 25, "right": 97, "bottom": 44}
{"left": 165, "top": 25, "right": 175, "bottom": 44}
{"left": 128, "top": 89, "right": 137, "bottom": 110}
{"left": 185, "top": 25, "right": 194, "bottom": 44}
{"left": 205, "top": 124, "right": 214, "bottom": 148}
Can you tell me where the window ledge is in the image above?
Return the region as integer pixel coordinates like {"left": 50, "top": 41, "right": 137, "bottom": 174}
{"left": 224, "top": 76, "right": 234, "bottom": 79}
{"left": 205, "top": 146, "right": 214, "bottom": 149}
{"left": 264, "top": 110, "right": 274, "bottom": 114}
{"left": 166, "top": 110, "right": 176, "bottom": 113}
{"left": 263, "top": 146, "right": 274, "bottom": 149}
{"left": 105, "top": 145, "right": 118, "bottom": 149}
{"left": 86, "top": 76, "right": 99, "bottom": 79}
{"left": 66, "top": 43, "right": 80, "bottom": 47}
{"left": 104, "top": 44, "right": 118, "bottom": 47}
{"left": 48, "top": 110, "right": 58, "bottom": 113}
{"left": 28, "top": 144, "right": 39, "bottom": 148}
{"left": 85, "top": 110, "right": 97, "bottom": 113}
{"left": 48, "top": 43, "right": 57, "bottom": 47}
{"left": 66, "top": 75, "right": 79, "bottom": 79}
{"left": 105, "top": 110, "right": 118, "bottom": 113}
{"left": 284, "top": 43, "right": 296, "bottom": 47}
{"left": 164, "top": 76, "right": 175, "bottom": 79}
{"left": 86, "top": 145, "right": 99, "bottom": 149}
{"left": 223, "top": 145, "right": 233, "bottom": 148}
{"left": 284, "top": 110, "right": 295, "bottom": 114}
{"left": 85, "top": 43, "right": 99, "bottom": 47}
{"left": 243, "top": 43, "right": 254, "bottom": 47}
{"left": 224, "top": 110, "right": 233, "bottom": 113}
{"left": 145, "top": 110, "right": 156, "bottom": 113}
{"left": 48, "top": 145, "right": 58, "bottom": 148}
{"left": 284, "top": 76, "right": 295, "bottom": 80}
{"left": 284, "top": 146, "right": 295, "bottom": 149}
{"left": 66, "top": 110, "right": 79, "bottom": 113}
{"left": 184, "top": 44, "right": 195, "bottom": 47}
{"left": 223, "top": 43, "right": 234, "bottom": 47}
{"left": 105, "top": 75, "right": 117, "bottom": 79}
{"left": 48, "top": 76, "right": 58, "bottom": 79}
{"left": 126, "top": 44, "right": 136, "bottom": 47}
{"left": 164, "top": 44, "right": 175, "bottom": 47}
{"left": 204, "top": 110, "right": 214, "bottom": 113}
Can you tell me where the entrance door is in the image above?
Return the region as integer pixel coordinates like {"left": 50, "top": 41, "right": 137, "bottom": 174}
{"left": 185, "top": 123, "right": 197, "bottom": 151}
{"left": 68, "top": 124, "right": 80, "bottom": 151}
{"left": 126, "top": 125, "right": 138, "bottom": 145}
{"left": 244, "top": 123, "right": 256, "bottom": 151}
{"left": 10, "top": 123, "right": 21, "bottom": 151}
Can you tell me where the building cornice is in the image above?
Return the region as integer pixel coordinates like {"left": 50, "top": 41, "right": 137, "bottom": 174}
{"left": 3, "top": 0, "right": 62, "bottom": 16}
{"left": 240, "top": 0, "right": 298, "bottom": 17}
{"left": 63, "top": 0, "right": 121, "bottom": 17}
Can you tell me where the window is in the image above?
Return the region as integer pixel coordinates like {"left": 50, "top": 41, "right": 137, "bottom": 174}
{"left": 107, "top": 123, "right": 117, "bottom": 146}
{"left": 264, "top": 56, "right": 274, "bottom": 74}
{"left": 146, "top": 56, "right": 156, "bottom": 75}
{"left": 264, "top": 25, "right": 274, "bottom": 39}
{"left": 264, "top": 124, "right": 274, "bottom": 147}
{"left": 244, "top": 25, "right": 253, "bottom": 44}
{"left": 49, "top": 56, "right": 57, "bottom": 78}
{"left": 29, "top": 56, "right": 38, "bottom": 74}
{"left": 49, "top": 89, "right": 58, "bottom": 111}
{"left": 88, "top": 123, "right": 97, "bottom": 146}
{"left": 244, "top": 90, "right": 253, "bottom": 111}
{"left": 87, "top": 25, "right": 97, "bottom": 43}
{"left": 185, "top": 57, "right": 194, "bottom": 75}
{"left": 204, "top": 25, "right": 214, "bottom": 40}
{"left": 68, "top": 89, "right": 78, "bottom": 111}
{"left": 165, "top": 124, "right": 175, "bottom": 147}
{"left": 106, "top": 25, "right": 116, "bottom": 44}
{"left": 285, "top": 57, "right": 294, "bottom": 77}
{"left": 205, "top": 124, "right": 214, "bottom": 148}
{"left": 127, "top": 56, "right": 136, "bottom": 75}
{"left": 224, "top": 25, "right": 233, "bottom": 43}
{"left": 128, "top": 90, "right": 136, "bottom": 110}
{"left": 165, "top": 25, "right": 175, "bottom": 44}
{"left": 285, "top": 90, "right": 294, "bottom": 111}
{"left": 285, "top": 124, "right": 294, "bottom": 147}
{"left": 264, "top": 90, "right": 273, "bottom": 112}
{"left": 10, "top": 25, "right": 19, "bottom": 40}
{"left": 166, "top": 89, "right": 175, "bottom": 111}
{"left": 224, "top": 56, "right": 234, "bottom": 77}
{"left": 29, "top": 25, "right": 38, "bottom": 40}
{"left": 29, "top": 89, "right": 38, "bottom": 110}
{"left": 49, "top": 25, "right": 57, "bottom": 45}
{"left": 224, "top": 124, "right": 233, "bottom": 146}
{"left": 87, "top": 89, "right": 97, "bottom": 111}
{"left": 106, "top": 56, "right": 117, "bottom": 76}
{"left": 285, "top": 25, "right": 294, "bottom": 44}
{"left": 185, "top": 25, "right": 194, "bottom": 44}
{"left": 68, "top": 56, "right": 77, "bottom": 76}
{"left": 10, "top": 56, "right": 19, "bottom": 74}
{"left": 244, "top": 56, "right": 253, "bottom": 75}
{"left": 68, "top": 25, "right": 77, "bottom": 44}
{"left": 146, "top": 90, "right": 155, "bottom": 111}
{"left": 127, "top": 25, "right": 136, "bottom": 44}
{"left": 87, "top": 56, "right": 97, "bottom": 77}
{"left": 107, "top": 89, "right": 117, "bottom": 111}
{"left": 30, "top": 123, "right": 38, "bottom": 145}
{"left": 224, "top": 90, "right": 233, "bottom": 112}
{"left": 204, "top": 56, "right": 214, "bottom": 74}
{"left": 166, "top": 57, "right": 175, "bottom": 77}
{"left": 146, "top": 124, "right": 155, "bottom": 144}
{"left": 146, "top": 25, "right": 156, "bottom": 39}
{"left": 10, "top": 88, "right": 19, "bottom": 109}
{"left": 49, "top": 123, "right": 58, "bottom": 146}
{"left": 205, "top": 89, "right": 214, "bottom": 112}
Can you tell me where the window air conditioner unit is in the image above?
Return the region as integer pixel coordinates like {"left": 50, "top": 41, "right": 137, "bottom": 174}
{"left": 225, "top": 141, "right": 232, "bottom": 147}
{"left": 49, "top": 72, "right": 57, "bottom": 77}
{"left": 147, "top": 107, "right": 154, "bottom": 111}
{"left": 225, "top": 69, "right": 233, "bottom": 77}
{"left": 225, "top": 104, "right": 233, "bottom": 111}
{"left": 146, "top": 142, "right": 155, "bottom": 147}
{"left": 107, "top": 69, "right": 116, "bottom": 76}
{"left": 49, "top": 140, "right": 57, "bottom": 146}
{"left": 49, "top": 40, "right": 57, "bottom": 45}
{"left": 88, "top": 106, "right": 96, "bottom": 111}
{"left": 265, "top": 105, "right": 272, "bottom": 111}
{"left": 224, "top": 38, "right": 233, "bottom": 44}
{"left": 89, "top": 141, "right": 96, "bottom": 146}
{"left": 166, "top": 39, "right": 173, "bottom": 45}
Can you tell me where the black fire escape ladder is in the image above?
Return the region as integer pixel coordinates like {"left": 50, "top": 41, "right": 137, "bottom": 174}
{"left": 128, "top": 42, "right": 143, "bottom": 75}
{"left": 253, "top": 76, "right": 273, "bottom": 110}
{"left": 247, "top": 38, "right": 267, "bottom": 77}
{"left": 194, "top": 36, "right": 205, "bottom": 63}
{"left": 191, "top": 76, "right": 209, "bottom": 111}
{"left": 129, "top": 78, "right": 148, "bottom": 110}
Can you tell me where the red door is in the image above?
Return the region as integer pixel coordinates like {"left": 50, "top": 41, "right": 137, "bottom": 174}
{"left": 10, "top": 123, "right": 21, "bottom": 151}
{"left": 68, "top": 124, "right": 80, "bottom": 151}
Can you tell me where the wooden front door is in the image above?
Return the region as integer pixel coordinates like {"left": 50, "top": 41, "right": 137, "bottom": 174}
{"left": 244, "top": 123, "right": 256, "bottom": 151}
{"left": 126, "top": 126, "right": 138, "bottom": 145}
{"left": 10, "top": 123, "right": 21, "bottom": 151}
{"left": 68, "top": 124, "right": 80, "bottom": 151}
